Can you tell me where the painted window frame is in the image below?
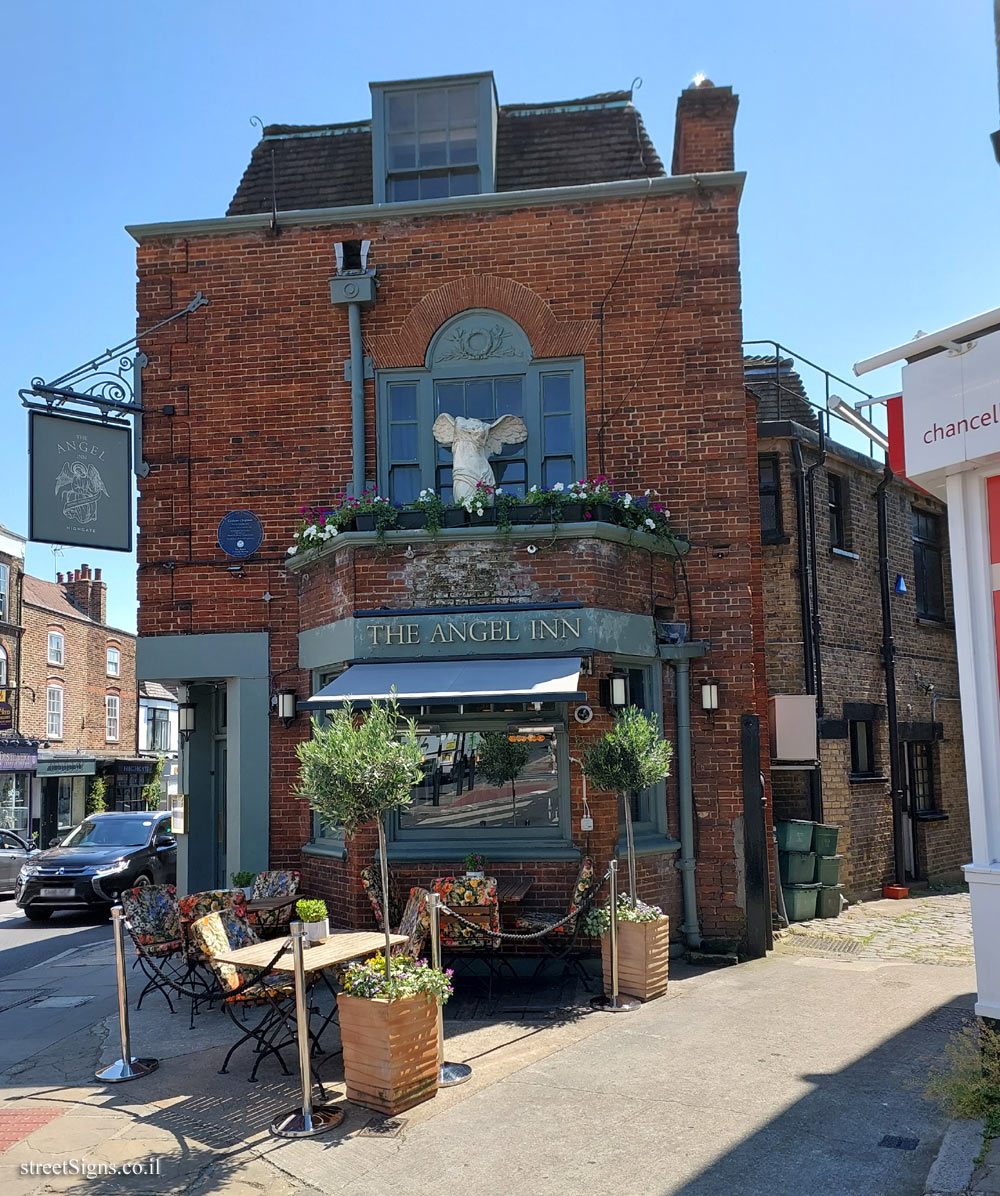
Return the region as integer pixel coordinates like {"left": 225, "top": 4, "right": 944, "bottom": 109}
{"left": 0, "top": 644, "right": 6, "bottom": 688}
{"left": 0, "top": 563, "right": 8, "bottom": 623}
{"left": 105, "top": 694, "right": 120, "bottom": 742}
{"left": 828, "top": 473, "right": 848, "bottom": 550}
{"left": 612, "top": 657, "right": 670, "bottom": 844}
{"left": 46, "top": 684, "right": 64, "bottom": 740}
{"left": 849, "top": 718, "right": 876, "bottom": 777}
{"left": 758, "top": 454, "right": 784, "bottom": 542}
{"left": 147, "top": 705, "right": 170, "bottom": 752}
{"left": 906, "top": 740, "right": 937, "bottom": 814}
{"left": 106, "top": 645, "right": 121, "bottom": 677}
{"left": 47, "top": 631, "right": 65, "bottom": 666}
{"left": 371, "top": 74, "right": 497, "bottom": 204}
{"left": 377, "top": 318, "right": 586, "bottom": 503}
{"left": 307, "top": 669, "right": 347, "bottom": 856}
{"left": 912, "top": 507, "right": 946, "bottom": 621}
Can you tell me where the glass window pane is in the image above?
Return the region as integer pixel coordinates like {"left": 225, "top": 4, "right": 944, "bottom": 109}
{"left": 436, "top": 382, "right": 464, "bottom": 416}
{"left": 448, "top": 169, "right": 479, "bottom": 196}
{"left": 435, "top": 465, "right": 453, "bottom": 504}
{"left": 389, "top": 385, "right": 417, "bottom": 421}
{"left": 544, "top": 413, "right": 573, "bottom": 454}
{"left": 417, "top": 88, "right": 448, "bottom": 128}
{"left": 449, "top": 129, "right": 478, "bottom": 164}
{"left": 495, "top": 459, "right": 526, "bottom": 484}
{"left": 466, "top": 379, "right": 494, "bottom": 420}
{"left": 387, "top": 133, "right": 416, "bottom": 171}
{"left": 495, "top": 378, "right": 523, "bottom": 415}
{"left": 420, "top": 172, "right": 450, "bottom": 199}
{"left": 418, "top": 130, "right": 448, "bottom": 169}
{"left": 542, "top": 374, "right": 571, "bottom": 413}
{"left": 389, "top": 176, "right": 419, "bottom": 202}
{"left": 390, "top": 465, "right": 421, "bottom": 505}
{"left": 449, "top": 85, "right": 477, "bottom": 124}
{"left": 389, "top": 423, "right": 418, "bottom": 461}
{"left": 543, "top": 457, "right": 574, "bottom": 487}
{"left": 387, "top": 92, "right": 415, "bottom": 132}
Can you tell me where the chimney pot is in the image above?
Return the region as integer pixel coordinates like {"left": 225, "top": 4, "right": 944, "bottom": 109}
{"left": 56, "top": 572, "right": 63, "bottom": 584}
{"left": 94, "top": 568, "right": 102, "bottom": 581}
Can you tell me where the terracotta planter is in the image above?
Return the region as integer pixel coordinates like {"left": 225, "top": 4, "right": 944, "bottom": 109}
{"left": 883, "top": 884, "right": 909, "bottom": 900}
{"left": 337, "top": 991, "right": 440, "bottom": 1114}
{"left": 601, "top": 915, "right": 670, "bottom": 1001}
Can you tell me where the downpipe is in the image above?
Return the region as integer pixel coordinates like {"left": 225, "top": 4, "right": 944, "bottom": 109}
{"left": 348, "top": 302, "right": 365, "bottom": 497}
{"left": 877, "top": 465, "right": 907, "bottom": 884}
{"left": 673, "top": 655, "right": 702, "bottom": 949}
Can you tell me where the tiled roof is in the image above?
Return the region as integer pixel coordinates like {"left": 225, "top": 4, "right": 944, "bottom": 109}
{"left": 227, "top": 92, "right": 664, "bottom": 216}
{"left": 22, "top": 575, "right": 96, "bottom": 625}
{"left": 745, "top": 356, "right": 819, "bottom": 430}
{"left": 139, "top": 681, "right": 177, "bottom": 703}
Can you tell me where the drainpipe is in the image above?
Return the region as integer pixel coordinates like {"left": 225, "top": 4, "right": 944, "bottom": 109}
{"left": 876, "top": 465, "right": 907, "bottom": 884}
{"left": 790, "top": 441, "right": 823, "bottom": 821}
{"left": 804, "top": 422, "right": 826, "bottom": 722}
{"left": 660, "top": 641, "right": 706, "bottom": 949}
{"left": 348, "top": 302, "right": 365, "bottom": 498}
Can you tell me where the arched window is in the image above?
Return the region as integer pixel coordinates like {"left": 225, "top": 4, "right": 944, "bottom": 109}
{"left": 376, "top": 310, "right": 586, "bottom": 504}
{"left": 0, "top": 643, "right": 7, "bottom": 688}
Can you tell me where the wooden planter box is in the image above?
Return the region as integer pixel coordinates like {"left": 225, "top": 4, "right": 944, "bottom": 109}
{"left": 337, "top": 991, "right": 440, "bottom": 1115}
{"left": 601, "top": 915, "right": 670, "bottom": 1001}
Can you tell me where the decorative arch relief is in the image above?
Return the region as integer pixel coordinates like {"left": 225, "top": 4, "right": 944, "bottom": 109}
{"left": 427, "top": 310, "right": 532, "bottom": 369}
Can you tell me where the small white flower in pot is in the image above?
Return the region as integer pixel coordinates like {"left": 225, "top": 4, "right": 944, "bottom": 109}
{"left": 296, "top": 898, "right": 330, "bottom": 944}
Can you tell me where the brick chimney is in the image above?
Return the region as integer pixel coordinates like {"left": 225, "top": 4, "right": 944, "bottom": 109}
{"left": 671, "top": 78, "right": 739, "bottom": 176}
{"left": 63, "top": 563, "right": 107, "bottom": 625}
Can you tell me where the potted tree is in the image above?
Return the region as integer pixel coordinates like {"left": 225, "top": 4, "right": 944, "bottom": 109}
{"left": 583, "top": 705, "right": 673, "bottom": 903}
{"left": 477, "top": 732, "right": 530, "bottom": 826}
{"left": 584, "top": 895, "right": 671, "bottom": 1002}
{"left": 295, "top": 697, "right": 450, "bottom": 1114}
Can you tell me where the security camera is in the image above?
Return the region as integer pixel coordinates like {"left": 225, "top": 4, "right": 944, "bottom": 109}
{"left": 574, "top": 705, "right": 594, "bottom": 725}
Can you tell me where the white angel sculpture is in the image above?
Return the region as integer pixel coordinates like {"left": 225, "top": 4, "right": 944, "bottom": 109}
{"left": 431, "top": 412, "right": 528, "bottom": 503}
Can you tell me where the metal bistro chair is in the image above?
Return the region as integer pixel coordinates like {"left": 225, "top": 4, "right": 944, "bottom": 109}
{"left": 247, "top": 869, "right": 300, "bottom": 938}
{"left": 514, "top": 856, "right": 599, "bottom": 983}
{"left": 177, "top": 888, "right": 249, "bottom": 1028}
{"left": 119, "top": 884, "right": 185, "bottom": 1014}
{"left": 431, "top": 875, "right": 501, "bottom": 995}
{"left": 188, "top": 910, "right": 322, "bottom": 1083}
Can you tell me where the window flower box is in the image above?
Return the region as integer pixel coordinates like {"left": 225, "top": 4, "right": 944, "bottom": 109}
{"left": 396, "top": 510, "right": 427, "bottom": 530}
{"left": 441, "top": 508, "right": 466, "bottom": 528}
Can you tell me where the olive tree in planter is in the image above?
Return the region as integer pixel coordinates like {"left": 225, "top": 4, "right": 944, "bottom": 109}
{"left": 583, "top": 706, "right": 673, "bottom": 904}
{"left": 477, "top": 731, "right": 530, "bottom": 826}
{"left": 295, "top": 698, "right": 450, "bottom": 1113}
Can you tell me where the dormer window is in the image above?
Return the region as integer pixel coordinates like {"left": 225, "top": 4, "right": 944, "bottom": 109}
{"left": 372, "top": 74, "right": 497, "bottom": 204}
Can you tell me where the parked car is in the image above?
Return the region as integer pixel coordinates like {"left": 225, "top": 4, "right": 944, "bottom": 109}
{"left": 15, "top": 811, "right": 176, "bottom": 921}
{"left": 0, "top": 830, "right": 33, "bottom": 894}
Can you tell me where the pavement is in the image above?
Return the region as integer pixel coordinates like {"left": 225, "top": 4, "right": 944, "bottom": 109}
{"left": 0, "top": 887, "right": 991, "bottom": 1196}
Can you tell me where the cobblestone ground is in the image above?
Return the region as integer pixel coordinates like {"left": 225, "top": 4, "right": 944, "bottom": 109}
{"left": 779, "top": 888, "right": 974, "bottom": 966}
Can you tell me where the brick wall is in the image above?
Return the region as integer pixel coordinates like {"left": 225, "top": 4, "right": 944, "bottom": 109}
{"left": 21, "top": 575, "right": 137, "bottom": 756}
{"left": 0, "top": 542, "right": 24, "bottom": 728}
{"left": 759, "top": 430, "right": 971, "bottom": 897}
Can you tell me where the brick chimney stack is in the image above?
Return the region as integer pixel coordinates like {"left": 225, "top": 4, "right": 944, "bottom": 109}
{"left": 63, "top": 563, "right": 108, "bottom": 625}
{"left": 671, "top": 78, "right": 739, "bottom": 176}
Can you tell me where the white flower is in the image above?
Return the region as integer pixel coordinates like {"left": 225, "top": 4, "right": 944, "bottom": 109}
{"left": 323, "top": 526, "right": 338, "bottom": 539}
{"left": 552, "top": 482, "right": 565, "bottom": 492}
{"left": 287, "top": 545, "right": 297, "bottom": 555}
{"left": 623, "top": 494, "right": 633, "bottom": 507}
{"left": 644, "top": 518, "right": 656, "bottom": 530}
{"left": 306, "top": 524, "right": 320, "bottom": 538}
{"left": 528, "top": 485, "right": 539, "bottom": 494}
{"left": 644, "top": 489, "right": 653, "bottom": 497}
{"left": 662, "top": 508, "right": 671, "bottom": 518}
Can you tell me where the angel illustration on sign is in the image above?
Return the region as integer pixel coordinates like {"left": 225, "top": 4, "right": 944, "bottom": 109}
{"left": 55, "top": 460, "right": 109, "bottom": 525}
{"left": 432, "top": 413, "right": 528, "bottom": 503}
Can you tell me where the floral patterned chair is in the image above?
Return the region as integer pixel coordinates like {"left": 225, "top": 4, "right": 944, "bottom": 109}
{"left": 395, "top": 887, "right": 431, "bottom": 958}
{"left": 176, "top": 888, "right": 248, "bottom": 1027}
{"left": 514, "top": 856, "right": 599, "bottom": 982}
{"left": 360, "top": 865, "right": 403, "bottom": 932}
{"left": 119, "top": 884, "right": 185, "bottom": 1014}
{"left": 189, "top": 911, "right": 318, "bottom": 1082}
{"left": 247, "top": 870, "right": 300, "bottom": 937}
{"left": 431, "top": 875, "right": 501, "bottom": 994}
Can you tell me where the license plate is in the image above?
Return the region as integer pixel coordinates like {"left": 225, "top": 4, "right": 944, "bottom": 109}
{"left": 40, "top": 887, "right": 73, "bottom": 897}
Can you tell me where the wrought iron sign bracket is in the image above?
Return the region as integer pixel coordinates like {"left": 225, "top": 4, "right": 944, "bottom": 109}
{"left": 19, "top": 292, "right": 209, "bottom": 479}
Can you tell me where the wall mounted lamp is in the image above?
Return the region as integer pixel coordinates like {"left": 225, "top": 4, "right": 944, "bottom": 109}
{"left": 178, "top": 702, "right": 196, "bottom": 742}
{"left": 700, "top": 681, "right": 720, "bottom": 714}
{"left": 600, "top": 671, "right": 631, "bottom": 712}
{"left": 276, "top": 690, "right": 298, "bottom": 728}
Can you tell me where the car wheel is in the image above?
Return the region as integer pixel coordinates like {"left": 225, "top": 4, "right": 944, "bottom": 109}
{"left": 23, "top": 906, "right": 53, "bottom": 922}
{"left": 132, "top": 874, "right": 152, "bottom": 889}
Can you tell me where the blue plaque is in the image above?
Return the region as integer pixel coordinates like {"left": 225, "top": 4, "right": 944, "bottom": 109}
{"left": 218, "top": 510, "right": 263, "bottom": 558}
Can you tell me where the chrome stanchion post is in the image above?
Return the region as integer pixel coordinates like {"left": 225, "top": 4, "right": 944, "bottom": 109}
{"left": 271, "top": 921, "right": 345, "bottom": 1137}
{"left": 429, "top": 892, "right": 471, "bottom": 1086}
{"left": 591, "top": 858, "right": 639, "bottom": 1013}
{"left": 95, "top": 905, "right": 158, "bottom": 1082}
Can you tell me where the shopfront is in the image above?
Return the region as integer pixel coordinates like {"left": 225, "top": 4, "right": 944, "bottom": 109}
{"left": 0, "top": 739, "right": 37, "bottom": 841}
{"left": 35, "top": 757, "right": 94, "bottom": 845}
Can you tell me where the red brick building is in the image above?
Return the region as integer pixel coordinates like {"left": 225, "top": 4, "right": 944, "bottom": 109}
{"left": 20, "top": 564, "right": 141, "bottom": 844}
{"left": 131, "top": 73, "right": 772, "bottom": 951}
{"left": 0, "top": 523, "right": 33, "bottom": 840}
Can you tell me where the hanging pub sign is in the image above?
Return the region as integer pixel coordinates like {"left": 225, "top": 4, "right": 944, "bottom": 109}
{"left": 0, "top": 702, "right": 12, "bottom": 731}
{"left": 29, "top": 411, "right": 132, "bottom": 551}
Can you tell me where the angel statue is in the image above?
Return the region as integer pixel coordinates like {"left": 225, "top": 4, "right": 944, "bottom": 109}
{"left": 55, "top": 460, "right": 110, "bottom": 526}
{"left": 431, "top": 413, "right": 529, "bottom": 504}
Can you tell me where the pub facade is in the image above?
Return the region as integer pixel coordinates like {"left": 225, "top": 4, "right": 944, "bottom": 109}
{"left": 132, "top": 72, "right": 770, "bottom": 951}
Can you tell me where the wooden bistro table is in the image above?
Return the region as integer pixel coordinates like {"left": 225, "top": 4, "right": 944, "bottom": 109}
{"left": 216, "top": 928, "right": 406, "bottom": 1137}
{"left": 495, "top": 876, "right": 533, "bottom": 932}
{"left": 245, "top": 895, "right": 298, "bottom": 916}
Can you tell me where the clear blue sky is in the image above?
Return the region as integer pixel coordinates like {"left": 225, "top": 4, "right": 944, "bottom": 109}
{"left": 2, "top": 0, "right": 997, "bottom": 631}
